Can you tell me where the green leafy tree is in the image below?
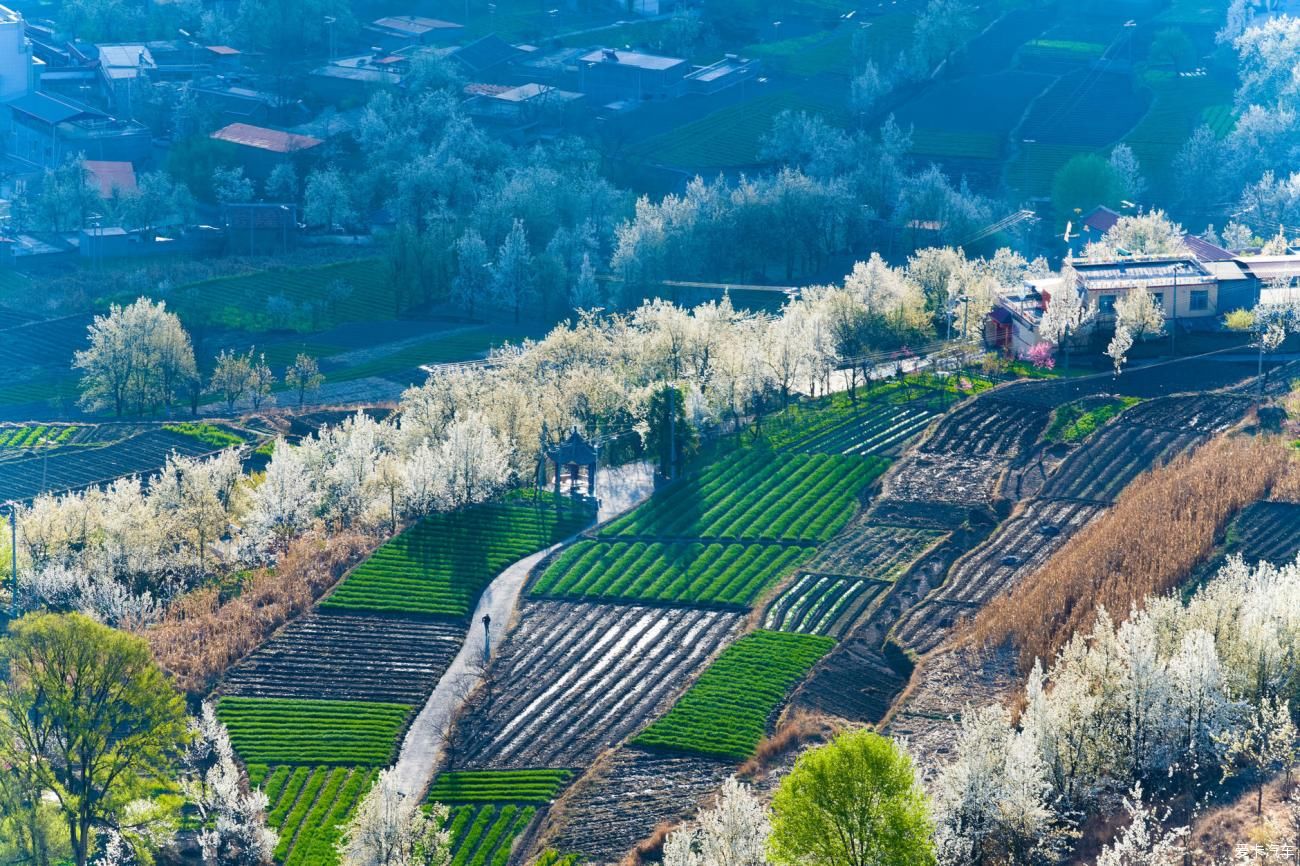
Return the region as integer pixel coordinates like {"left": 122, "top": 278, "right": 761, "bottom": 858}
{"left": 1051, "top": 154, "right": 1120, "bottom": 227}
{"left": 769, "top": 730, "right": 936, "bottom": 866}
{"left": 0, "top": 613, "right": 190, "bottom": 866}
{"left": 1149, "top": 26, "right": 1195, "bottom": 73}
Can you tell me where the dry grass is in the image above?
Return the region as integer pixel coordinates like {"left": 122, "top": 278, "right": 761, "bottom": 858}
{"left": 143, "top": 531, "right": 374, "bottom": 694}
{"left": 967, "top": 434, "right": 1293, "bottom": 667}
{"left": 738, "top": 709, "right": 841, "bottom": 780}
{"left": 626, "top": 822, "right": 676, "bottom": 866}
{"left": 1273, "top": 450, "right": 1300, "bottom": 502}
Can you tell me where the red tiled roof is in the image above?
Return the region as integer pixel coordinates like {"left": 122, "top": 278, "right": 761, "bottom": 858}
{"left": 83, "top": 160, "right": 137, "bottom": 196}
{"left": 210, "top": 122, "right": 323, "bottom": 153}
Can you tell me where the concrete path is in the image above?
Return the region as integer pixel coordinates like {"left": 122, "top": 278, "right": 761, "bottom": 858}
{"left": 390, "top": 464, "right": 658, "bottom": 800}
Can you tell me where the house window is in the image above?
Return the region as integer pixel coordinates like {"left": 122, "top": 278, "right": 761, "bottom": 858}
{"left": 1190, "top": 290, "right": 1209, "bottom": 312}
{"left": 1152, "top": 292, "right": 1164, "bottom": 308}
{"left": 1099, "top": 294, "right": 1117, "bottom": 314}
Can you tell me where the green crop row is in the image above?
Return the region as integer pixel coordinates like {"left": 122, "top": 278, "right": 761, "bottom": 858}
{"left": 162, "top": 422, "right": 245, "bottom": 449}
{"left": 258, "top": 764, "right": 375, "bottom": 866}
{"left": 531, "top": 540, "right": 813, "bottom": 608}
{"left": 0, "top": 424, "right": 80, "bottom": 448}
{"left": 634, "top": 630, "right": 835, "bottom": 761}
{"left": 447, "top": 804, "right": 536, "bottom": 866}
{"left": 428, "top": 769, "right": 573, "bottom": 804}
{"left": 323, "top": 498, "right": 595, "bottom": 618}
{"left": 216, "top": 697, "right": 410, "bottom": 767}
{"left": 536, "top": 851, "right": 583, "bottom": 866}
{"left": 601, "top": 451, "right": 886, "bottom": 542}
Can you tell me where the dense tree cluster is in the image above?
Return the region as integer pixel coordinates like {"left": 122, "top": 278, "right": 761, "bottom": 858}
{"left": 935, "top": 557, "right": 1300, "bottom": 862}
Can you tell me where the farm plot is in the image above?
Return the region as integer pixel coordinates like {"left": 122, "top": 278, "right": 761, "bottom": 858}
{"left": 252, "top": 764, "right": 376, "bottom": 866}
{"left": 763, "top": 573, "right": 892, "bottom": 639}
{"left": 429, "top": 770, "right": 573, "bottom": 804}
{"left": 220, "top": 611, "right": 465, "bottom": 704}
{"left": 875, "top": 453, "right": 1009, "bottom": 509}
{"left": 1225, "top": 501, "right": 1300, "bottom": 567}
{"left": 445, "top": 804, "right": 537, "bottom": 866}
{"left": 599, "top": 451, "right": 886, "bottom": 542}
{"left": 768, "top": 400, "right": 938, "bottom": 457}
{"left": 1118, "top": 394, "right": 1251, "bottom": 432}
{"left": 323, "top": 499, "right": 595, "bottom": 618}
{"left": 216, "top": 697, "right": 409, "bottom": 767}
{"left": 545, "top": 747, "right": 733, "bottom": 863}
{"left": 1039, "top": 424, "right": 1203, "bottom": 503}
{"left": 1125, "top": 70, "right": 1234, "bottom": 201}
{"left": 0, "top": 428, "right": 223, "bottom": 501}
{"left": 1019, "top": 71, "right": 1150, "bottom": 147}
{"left": 430, "top": 771, "right": 574, "bottom": 866}
{"left": 891, "top": 500, "right": 1104, "bottom": 653}
{"left": 893, "top": 71, "right": 1054, "bottom": 161}
{"left": 529, "top": 540, "right": 814, "bottom": 608}
{"left": 920, "top": 396, "right": 1051, "bottom": 458}
{"left": 807, "top": 521, "right": 948, "bottom": 581}
{"left": 0, "top": 424, "right": 89, "bottom": 450}
{"left": 454, "top": 601, "right": 744, "bottom": 769}
{"left": 792, "top": 637, "right": 911, "bottom": 723}
{"left": 633, "top": 630, "right": 834, "bottom": 761}
{"left": 1006, "top": 142, "right": 1092, "bottom": 199}
{"left": 626, "top": 90, "right": 846, "bottom": 170}
{"left": 170, "top": 258, "right": 398, "bottom": 333}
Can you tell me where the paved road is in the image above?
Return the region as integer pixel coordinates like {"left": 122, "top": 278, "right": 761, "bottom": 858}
{"left": 390, "top": 462, "right": 657, "bottom": 800}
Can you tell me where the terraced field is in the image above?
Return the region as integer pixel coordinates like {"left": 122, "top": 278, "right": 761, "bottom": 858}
{"left": 0, "top": 423, "right": 88, "bottom": 449}
{"left": 529, "top": 540, "right": 814, "bottom": 608}
{"left": 763, "top": 574, "right": 892, "bottom": 638}
{"left": 600, "top": 451, "right": 886, "bottom": 542}
{"left": 891, "top": 500, "right": 1103, "bottom": 653}
{"left": 323, "top": 499, "right": 594, "bottom": 617}
{"left": 454, "top": 601, "right": 743, "bottom": 768}
{"left": 251, "top": 764, "right": 376, "bottom": 866}
{"left": 217, "top": 697, "right": 409, "bottom": 767}
{"left": 806, "top": 521, "right": 948, "bottom": 581}
{"left": 920, "top": 396, "right": 1051, "bottom": 458}
{"left": 1039, "top": 425, "right": 1203, "bottom": 503}
{"left": 1225, "top": 501, "right": 1300, "bottom": 567}
{"left": 545, "top": 748, "right": 733, "bottom": 862}
{"left": 429, "top": 771, "right": 574, "bottom": 866}
{"left": 633, "top": 630, "right": 834, "bottom": 761}
{"left": 221, "top": 611, "right": 465, "bottom": 704}
{"left": 446, "top": 804, "right": 537, "bottom": 866}
{"left": 769, "top": 401, "right": 938, "bottom": 457}
{"left": 0, "top": 427, "right": 228, "bottom": 500}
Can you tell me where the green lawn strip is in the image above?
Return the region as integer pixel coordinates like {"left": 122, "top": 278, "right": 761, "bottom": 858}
{"left": 323, "top": 496, "right": 595, "bottom": 618}
{"left": 427, "top": 769, "right": 573, "bottom": 804}
{"left": 633, "top": 630, "right": 835, "bottom": 761}
{"left": 530, "top": 540, "right": 814, "bottom": 608}
{"left": 169, "top": 258, "right": 397, "bottom": 333}
{"left": 600, "top": 451, "right": 885, "bottom": 543}
{"left": 162, "top": 422, "right": 245, "bottom": 449}
{"left": 217, "top": 697, "right": 410, "bottom": 767}
{"left": 1044, "top": 397, "right": 1141, "bottom": 444}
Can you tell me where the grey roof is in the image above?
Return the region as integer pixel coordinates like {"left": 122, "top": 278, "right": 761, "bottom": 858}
{"left": 452, "top": 35, "right": 523, "bottom": 73}
{"left": 8, "top": 92, "right": 106, "bottom": 125}
{"left": 579, "top": 48, "right": 685, "bottom": 70}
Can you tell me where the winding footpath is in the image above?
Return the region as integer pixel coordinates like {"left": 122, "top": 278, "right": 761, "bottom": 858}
{"left": 391, "top": 461, "right": 656, "bottom": 799}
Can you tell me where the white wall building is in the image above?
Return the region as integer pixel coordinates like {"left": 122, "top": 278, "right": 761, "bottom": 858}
{"left": 0, "top": 6, "right": 33, "bottom": 103}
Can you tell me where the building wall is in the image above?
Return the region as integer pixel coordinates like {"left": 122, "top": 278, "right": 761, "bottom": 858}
{"left": 1087, "top": 280, "right": 1219, "bottom": 321}
{"left": 0, "top": 7, "right": 33, "bottom": 102}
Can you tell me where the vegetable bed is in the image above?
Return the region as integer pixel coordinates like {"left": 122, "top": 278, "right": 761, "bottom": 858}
{"left": 323, "top": 498, "right": 594, "bottom": 617}
{"left": 249, "top": 764, "right": 376, "bottom": 866}
{"left": 600, "top": 451, "right": 886, "bottom": 542}
{"left": 217, "top": 697, "right": 410, "bottom": 766}
{"left": 530, "top": 540, "right": 814, "bottom": 608}
{"left": 633, "top": 630, "right": 835, "bottom": 760}
{"left": 428, "top": 769, "right": 574, "bottom": 804}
